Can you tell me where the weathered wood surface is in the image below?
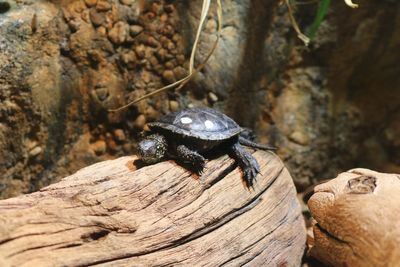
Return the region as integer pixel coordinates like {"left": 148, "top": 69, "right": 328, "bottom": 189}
{"left": 0, "top": 151, "right": 305, "bottom": 267}
{"left": 308, "top": 168, "right": 400, "bottom": 267}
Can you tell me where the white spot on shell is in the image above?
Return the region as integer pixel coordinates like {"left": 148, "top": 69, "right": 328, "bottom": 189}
{"left": 204, "top": 120, "right": 214, "bottom": 129}
{"left": 180, "top": 117, "right": 192, "bottom": 124}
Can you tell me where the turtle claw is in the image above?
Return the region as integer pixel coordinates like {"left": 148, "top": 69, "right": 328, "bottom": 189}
{"left": 193, "top": 159, "right": 206, "bottom": 175}
{"left": 242, "top": 165, "right": 260, "bottom": 188}
{"left": 230, "top": 143, "right": 261, "bottom": 188}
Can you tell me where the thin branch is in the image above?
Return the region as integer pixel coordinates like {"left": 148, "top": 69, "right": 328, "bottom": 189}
{"left": 283, "top": 0, "right": 310, "bottom": 46}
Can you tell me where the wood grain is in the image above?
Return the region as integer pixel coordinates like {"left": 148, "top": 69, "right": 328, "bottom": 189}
{"left": 0, "top": 151, "right": 306, "bottom": 266}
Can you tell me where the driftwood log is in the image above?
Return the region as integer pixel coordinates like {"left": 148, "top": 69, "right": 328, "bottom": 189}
{"left": 308, "top": 168, "right": 400, "bottom": 267}
{"left": 0, "top": 151, "right": 306, "bottom": 266}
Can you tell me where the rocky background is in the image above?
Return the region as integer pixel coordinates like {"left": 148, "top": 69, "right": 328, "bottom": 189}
{"left": 0, "top": 0, "right": 399, "bottom": 198}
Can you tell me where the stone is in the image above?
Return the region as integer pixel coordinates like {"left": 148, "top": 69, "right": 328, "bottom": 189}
{"left": 169, "top": 100, "right": 179, "bottom": 112}
{"left": 162, "top": 70, "right": 175, "bottom": 83}
{"left": 119, "top": 0, "right": 134, "bottom": 6}
{"left": 151, "top": 2, "right": 163, "bottom": 15}
{"left": 129, "top": 25, "right": 143, "bottom": 37}
{"left": 92, "top": 140, "right": 107, "bottom": 155}
{"left": 89, "top": 9, "right": 105, "bottom": 27}
{"left": 96, "top": 1, "right": 112, "bottom": 12}
{"left": 133, "top": 114, "right": 146, "bottom": 129}
{"left": 165, "top": 60, "right": 175, "bottom": 70}
{"left": 108, "top": 21, "right": 129, "bottom": 45}
{"left": 173, "top": 66, "right": 187, "bottom": 80}
{"left": 208, "top": 92, "right": 218, "bottom": 103}
{"left": 164, "top": 4, "right": 174, "bottom": 13}
{"left": 85, "top": 0, "right": 97, "bottom": 7}
{"left": 146, "top": 36, "right": 159, "bottom": 48}
{"left": 135, "top": 44, "right": 146, "bottom": 59}
{"left": 120, "top": 51, "right": 137, "bottom": 69}
{"left": 289, "top": 131, "right": 309, "bottom": 146}
{"left": 29, "top": 146, "right": 42, "bottom": 158}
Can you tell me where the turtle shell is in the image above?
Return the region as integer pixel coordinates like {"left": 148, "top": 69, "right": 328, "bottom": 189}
{"left": 147, "top": 107, "right": 242, "bottom": 141}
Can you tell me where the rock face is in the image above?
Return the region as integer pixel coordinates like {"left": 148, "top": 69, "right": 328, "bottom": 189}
{"left": 0, "top": 0, "right": 399, "bottom": 197}
{"left": 0, "top": 151, "right": 306, "bottom": 266}
{"left": 308, "top": 169, "right": 400, "bottom": 267}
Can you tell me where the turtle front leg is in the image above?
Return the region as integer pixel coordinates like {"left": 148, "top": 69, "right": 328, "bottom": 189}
{"left": 176, "top": 145, "right": 206, "bottom": 175}
{"left": 229, "top": 142, "right": 261, "bottom": 187}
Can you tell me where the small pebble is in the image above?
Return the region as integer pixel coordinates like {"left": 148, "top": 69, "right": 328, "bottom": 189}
{"left": 143, "top": 124, "right": 150, "bottom": 132}
{"left": 173, "top": 66, "right": 187, "bottom": 80}
{"left": 119, "top": 0, "right": 133, "bottom": 6}
{"left": 289, "top": 131, "right": 309, "bottom": 146}
{"left": 92, "top": 140, "right": 107, "bottom": 155}
{"left": 29, "top": 146, "right": 42, "bottom": 158}
{"left": 145, "top": 12, "right": 155, "bottom": 21}
{"left": 165, "top": 60, "right": 175, "bottom": 70}
{"left": 160, "top": 13, "right": 168, "bottom": 22}
{"left": 155, "top": 48, "right": 167, "bottom": 61}
{"left": 96, "top": 26, "right": 107, "bottom": 36}
{"left": 208, "top": 92, "right": 218, "bottom": 103}
{"left": 169, "top": 100, "right": 179, "bottom": 112}
{"left": 149, "top": 56, "right": 159, "bottom": 68}
{"left": 145, "top": 106, "right": 158, "bottom": 121}
{"left": 68, "top": 19, "right": 80, "bottom": 32}
{"left": 121, "top": 51, "right": 137, "bottom": 69}
{"left": 122, "top": 143, "right": 132, "bottom": 153}
{"left": 107, "top": 138, "right": 118, "bottom": 152}
{"left": 206, "top": 19, "right": 217, "bottom": 32}
{"left": 108, "top": 21, "right": 129, "bottom": 45}
{"left": 85, "top": 0, "right": 97, "bottom": 7}
{"left": 176, "top": 54, "right": 185, "bottom": 64}
{"left": 96, "top": 1, "right": 112, "bottom": 12}
{"left": 95, "top": 87, "right": 109, "bottom": 101}
{"left": 151, "top": 2, "right": 163, "bottom": 15}
{"left": 90, "top": 9, "right": 105, "bottom": 27}
{"left": 162, "top": 70, "right": 176, "bottom": 83}
{"left": 172, "top": 33, "right": 180, "bottom": 43}
{"left": 141, "top": 70, "right": 152, "bottom": 83}
{"left": 164, "top": 4, "right": 174, "bottom": 13}
{"left": 135, "top": 44, "right": 146, "bottom": 59}
{"left": 81, "top": 10, "right": 91, "bottom": 23}
{"left": 165, "top": 41, "right": 175, "bottom": 51}
{"left": 161, "top": 24, "right": 174, "bottom": 37}
{"left": 129, "top": 25, "right": 143, "bottom": 37}
{"left": 146, "top": 36, "right": 159, "bottom": 48}
{"left": 133, "top": 114, "right": 146, "bottom": 129}
{"left": 73, "top": 2, "right": 85, "bottom": 13}
{"left": 27, "top": 140, "right": 38, "bottom": 150}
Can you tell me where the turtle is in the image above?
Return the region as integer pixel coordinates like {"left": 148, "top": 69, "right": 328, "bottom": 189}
{"left": 137, "top": 107, "right": 275, "bottom": 186}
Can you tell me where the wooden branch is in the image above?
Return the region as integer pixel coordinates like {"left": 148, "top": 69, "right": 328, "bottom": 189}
{"left": 0, "top": 151, "right": 306, "bottom": 266}
{"left": 308, "top": 168, "right": 400, "bottom": 267}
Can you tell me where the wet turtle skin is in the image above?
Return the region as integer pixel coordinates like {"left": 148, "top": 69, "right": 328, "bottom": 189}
{"left": 138, "top": 107, "right": 275, "bottom": 187}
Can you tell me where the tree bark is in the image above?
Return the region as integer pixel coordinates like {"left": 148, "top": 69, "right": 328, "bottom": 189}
{"left": 0, "top": 150, "right": 306, "bottom": 267}
{"left": 308, "top": 168, "right": 400, "bottom": 267}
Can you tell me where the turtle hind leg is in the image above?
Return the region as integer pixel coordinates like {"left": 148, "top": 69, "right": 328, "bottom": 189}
{"left": 238, "top": 136, "right": 276, "bottom": 151}
{"left": 229, "top": 142, "right": 261, "bottom": 187}
{"left": 176, "top": 145, "right": 206, "bottom": 175}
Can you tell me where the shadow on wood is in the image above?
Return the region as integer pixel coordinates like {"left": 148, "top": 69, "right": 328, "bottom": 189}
{"left": 0, "top": 151, "right": 306, "bottom": 266}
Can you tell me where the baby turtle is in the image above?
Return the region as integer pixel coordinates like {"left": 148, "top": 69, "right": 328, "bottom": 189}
{"left": 137, "top": 107, "right": 275, "bottom": 186}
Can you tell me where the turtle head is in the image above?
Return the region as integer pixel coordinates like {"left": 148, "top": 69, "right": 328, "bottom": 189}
{"left": 138, "top": 134, "right": 167, "bottom": 164}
